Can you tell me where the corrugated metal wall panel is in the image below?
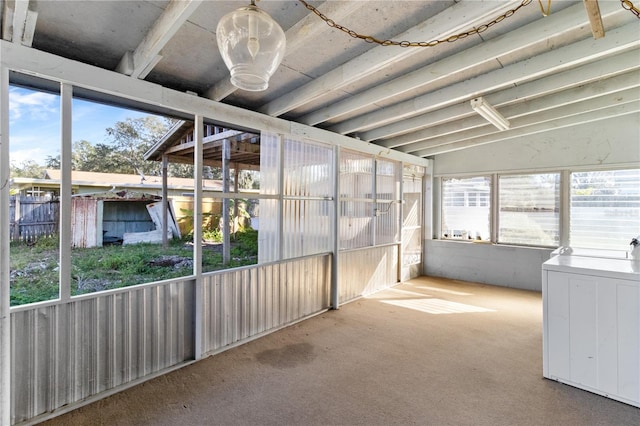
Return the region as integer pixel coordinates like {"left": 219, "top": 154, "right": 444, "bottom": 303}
{"left": 338, "top": 245, "right": 399, "bottom": 304}
{"left": 202, "top": 254, "right": 331, "bottom": 355}
{"left": 10, "top": 280, "right": 195, "bottom": 424}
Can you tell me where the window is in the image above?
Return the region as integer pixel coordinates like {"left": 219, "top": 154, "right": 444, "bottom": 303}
{"left": 570, "top": 169, "right": 640, "bottom": 250}
{"left": 441, "top": 176, "right": 490, "bottom": 240}
{"left": 498, "top": 173, "right": 560, "bottom": 246}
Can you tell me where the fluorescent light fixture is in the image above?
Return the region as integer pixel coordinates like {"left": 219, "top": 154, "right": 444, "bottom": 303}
{"left": 471, "top": 97, "right": 510, "bottom": 131}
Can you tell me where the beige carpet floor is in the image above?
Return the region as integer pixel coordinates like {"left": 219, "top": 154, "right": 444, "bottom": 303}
{"left": 40, "top": 276, "right": 640, "bottom": 425}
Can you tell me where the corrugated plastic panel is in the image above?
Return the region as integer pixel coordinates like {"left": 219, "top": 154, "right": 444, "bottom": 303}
{"left": 259, "top": 133, "right": 334, "bottom": 262}
{"left": 403, "top": 168, "right": 424, "bottom": 193}
{"left": 339, "top": 201, "right": 372, "bottom": 249}
{"left": 375, "top": 159, "right": 401, "bottom": 245}
{"left": 258, "top": 198, "right": 279, "bottom": 263}
{"left": 10, "top": 279, "right": 195, "bottom": 424}
{"left": 340, "top": 151, "right": 374, "bottom": 249}
{"left": 258, "top": 131, "right": 280, "bottom": 263}
{"left": 340, "top": 151, "right": 373, "bottom": 198}
{"left": 283, "top": 138, "right": 333, "bottom": 198}
{"left": 259, "top": 132, "right": 280, "bottom": 196}
{"left": 282, "top": 199, "right": 332, "bottom": 258}
{"left": 282, "top": 138, "right": 333, "bottom": 258}
{"left": 202, "top": 254, "right": 331, "bottom": 354}
{"left": 338, "top": 245, "right": 399, "bottom": 304}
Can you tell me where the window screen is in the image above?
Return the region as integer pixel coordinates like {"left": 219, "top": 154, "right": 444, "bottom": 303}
{"left": 498, "top": 173, "right": 560, "bottom": 246}
{"left": 570, "top": 169, "right": 640, "bottom": 250}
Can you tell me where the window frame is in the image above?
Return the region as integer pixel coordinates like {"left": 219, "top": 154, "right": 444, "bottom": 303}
{"left": 436, "top": 166, "right": 640, "bottom": 251}
{"left": 496, "top": 172, "right": 561, "bottom": 248}
{"left": 440, "top": 175, "right": 492, "bottom": 241}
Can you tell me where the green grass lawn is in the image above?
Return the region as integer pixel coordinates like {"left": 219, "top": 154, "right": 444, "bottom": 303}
{"left": 9, "top": 229, "right": 258, "bottom": 306}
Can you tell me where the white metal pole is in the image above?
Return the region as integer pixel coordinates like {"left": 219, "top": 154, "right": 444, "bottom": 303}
{"left": 331, "top": 146, "right": 340, "bottom": 309}
{"left": 398, "top": 163, "right": 404, "bottom": 283}
{"left": 277, "top": 134, "right": 284, "bottom": 261}
{"left": 222, "top": 138, "right": 230, "bottom": 264}
{"left": 233, "top": 166, "right": 239, "bottom": 234}
{"left": 0, "top": 61, "right": 12, "bottom": 426}
{"left": 193, "top": 115, "right": 204, "bottom": 359}
{"left": 371, "top": 158, "right": 377, "bottom": 247}
{"left": 560, "top": 170, "right": 570, "bottom": 247}
{"left": 59, "top": 83, "right": 73, "bottom": 301}
{"left": 162, "top": 155, "right": 169, "bottom": 248}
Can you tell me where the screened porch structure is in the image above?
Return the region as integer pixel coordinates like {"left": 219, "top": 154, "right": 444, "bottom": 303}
{"left": 2, "top": 1, "right": 639, "bottom": 424}
{"left": 0, "top": 37, "right": 427, "bottom": 426}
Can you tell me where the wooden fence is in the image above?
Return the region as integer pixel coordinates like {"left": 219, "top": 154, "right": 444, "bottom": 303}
{"left": 9, "top": 196, "right": 60, "bottom": 243}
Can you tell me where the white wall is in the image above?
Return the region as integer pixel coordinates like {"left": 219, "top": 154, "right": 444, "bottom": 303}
{"left": 425, "top": 240, "right": 553, "bottom": 291}
{"left": 432, "top": 114, "right": 640, "bottom": 176}
{"left": 425, "top": 114, "right": 640, "bottom": 291}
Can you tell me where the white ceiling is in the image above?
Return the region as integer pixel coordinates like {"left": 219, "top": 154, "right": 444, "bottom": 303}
{"left": 2, "top": 0, "right": 639, "bottom": 159}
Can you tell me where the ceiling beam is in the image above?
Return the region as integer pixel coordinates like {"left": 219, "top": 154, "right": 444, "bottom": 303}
{"left": 584, "top": 0, "right": 605, "bottom": 39}
{"left": 328, "top": 21, "right": 639, "bottom": 136}
{"left": 373, "top": 50, "right": 640, "bottom": 146}
{"left": 2, "top": 0, "right": 36, "bottom": 46}
{"left": 204, "top": 1, "right": 365, "bottom": 102}
{"left": 9, "top": 0, "right": 27, "bottom": 42}
{"left": 0, "top": 40, "right": 429, "bottom": 167}
{"left": 18, "top": 9, "right": 36, "bottom": 47}
{"left": 306, "top": 1, "right": 623, "bottom": 130}
{"left": 414, "top": 91, "right": 640, "bottom": 157}
{"left": 1, "top": 1, "right": 13, "bottom": 41}
{"left": 400, "top": 74, "right": 640, "bottom": 154}
{"left": 116, "top": 0, "right": 203, "bottom": 79}
{"left": 324, "top": 0, "right": 624, "bottom": 134}
{"left": 258, "top": 0, "right": 525, "bottom": 117}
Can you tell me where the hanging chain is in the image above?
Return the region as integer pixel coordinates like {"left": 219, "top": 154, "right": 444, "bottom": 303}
{"left": 537, "top": 0, "right": 552, "bottom": 16}
{"left": 621, "top": 0, "right": 640, "bottom": 18}
{"left": 297, "top": 0, "right": 533, "bottom": 47}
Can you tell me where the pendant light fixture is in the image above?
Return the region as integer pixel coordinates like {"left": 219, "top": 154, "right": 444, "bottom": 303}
{"left": 216, "top": 0, "right": 286, "bottom": 91}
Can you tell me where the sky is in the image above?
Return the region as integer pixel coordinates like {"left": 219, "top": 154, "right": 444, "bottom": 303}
{"left": 9, "top": 86, "right": 152, "bottom": 166}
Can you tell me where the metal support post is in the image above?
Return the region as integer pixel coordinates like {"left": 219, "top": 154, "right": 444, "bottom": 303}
{"left": 193, "top": 115, "right": 204, "bottom": 359}
{"left": 331, "top": 146, "right": 340, "bottom": 309}
{"left": 0, "top": 61, "right": 12, "bottom": 426}
{"left": 59, "top": 83, "right": 73, "bottom": 301}
{"left": 162, "top": 155, "right": 169, "bottom": 248}
{"left": 222, "top": 138, "right": 231, "bottom": 264}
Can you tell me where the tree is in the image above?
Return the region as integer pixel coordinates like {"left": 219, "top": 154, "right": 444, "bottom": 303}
{"left": 39, "top": 115, "right": 256, "bottom": 183}
{"left": 43, "top": 115, "right": 189, "bottom": 177}
{"left": 106, "top": 116, "right": 174, "bottom": 176}
{"left": 10, "top": 160, "right": 45, "bottom": 178}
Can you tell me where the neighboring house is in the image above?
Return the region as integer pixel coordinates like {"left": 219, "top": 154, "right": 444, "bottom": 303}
{"left": 11, "top": 169, "right": 223, "bottom": 198}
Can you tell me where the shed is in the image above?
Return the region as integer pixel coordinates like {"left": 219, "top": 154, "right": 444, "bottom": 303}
{"left": 70, "top": 190, "right": 179, "bottom": 248}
